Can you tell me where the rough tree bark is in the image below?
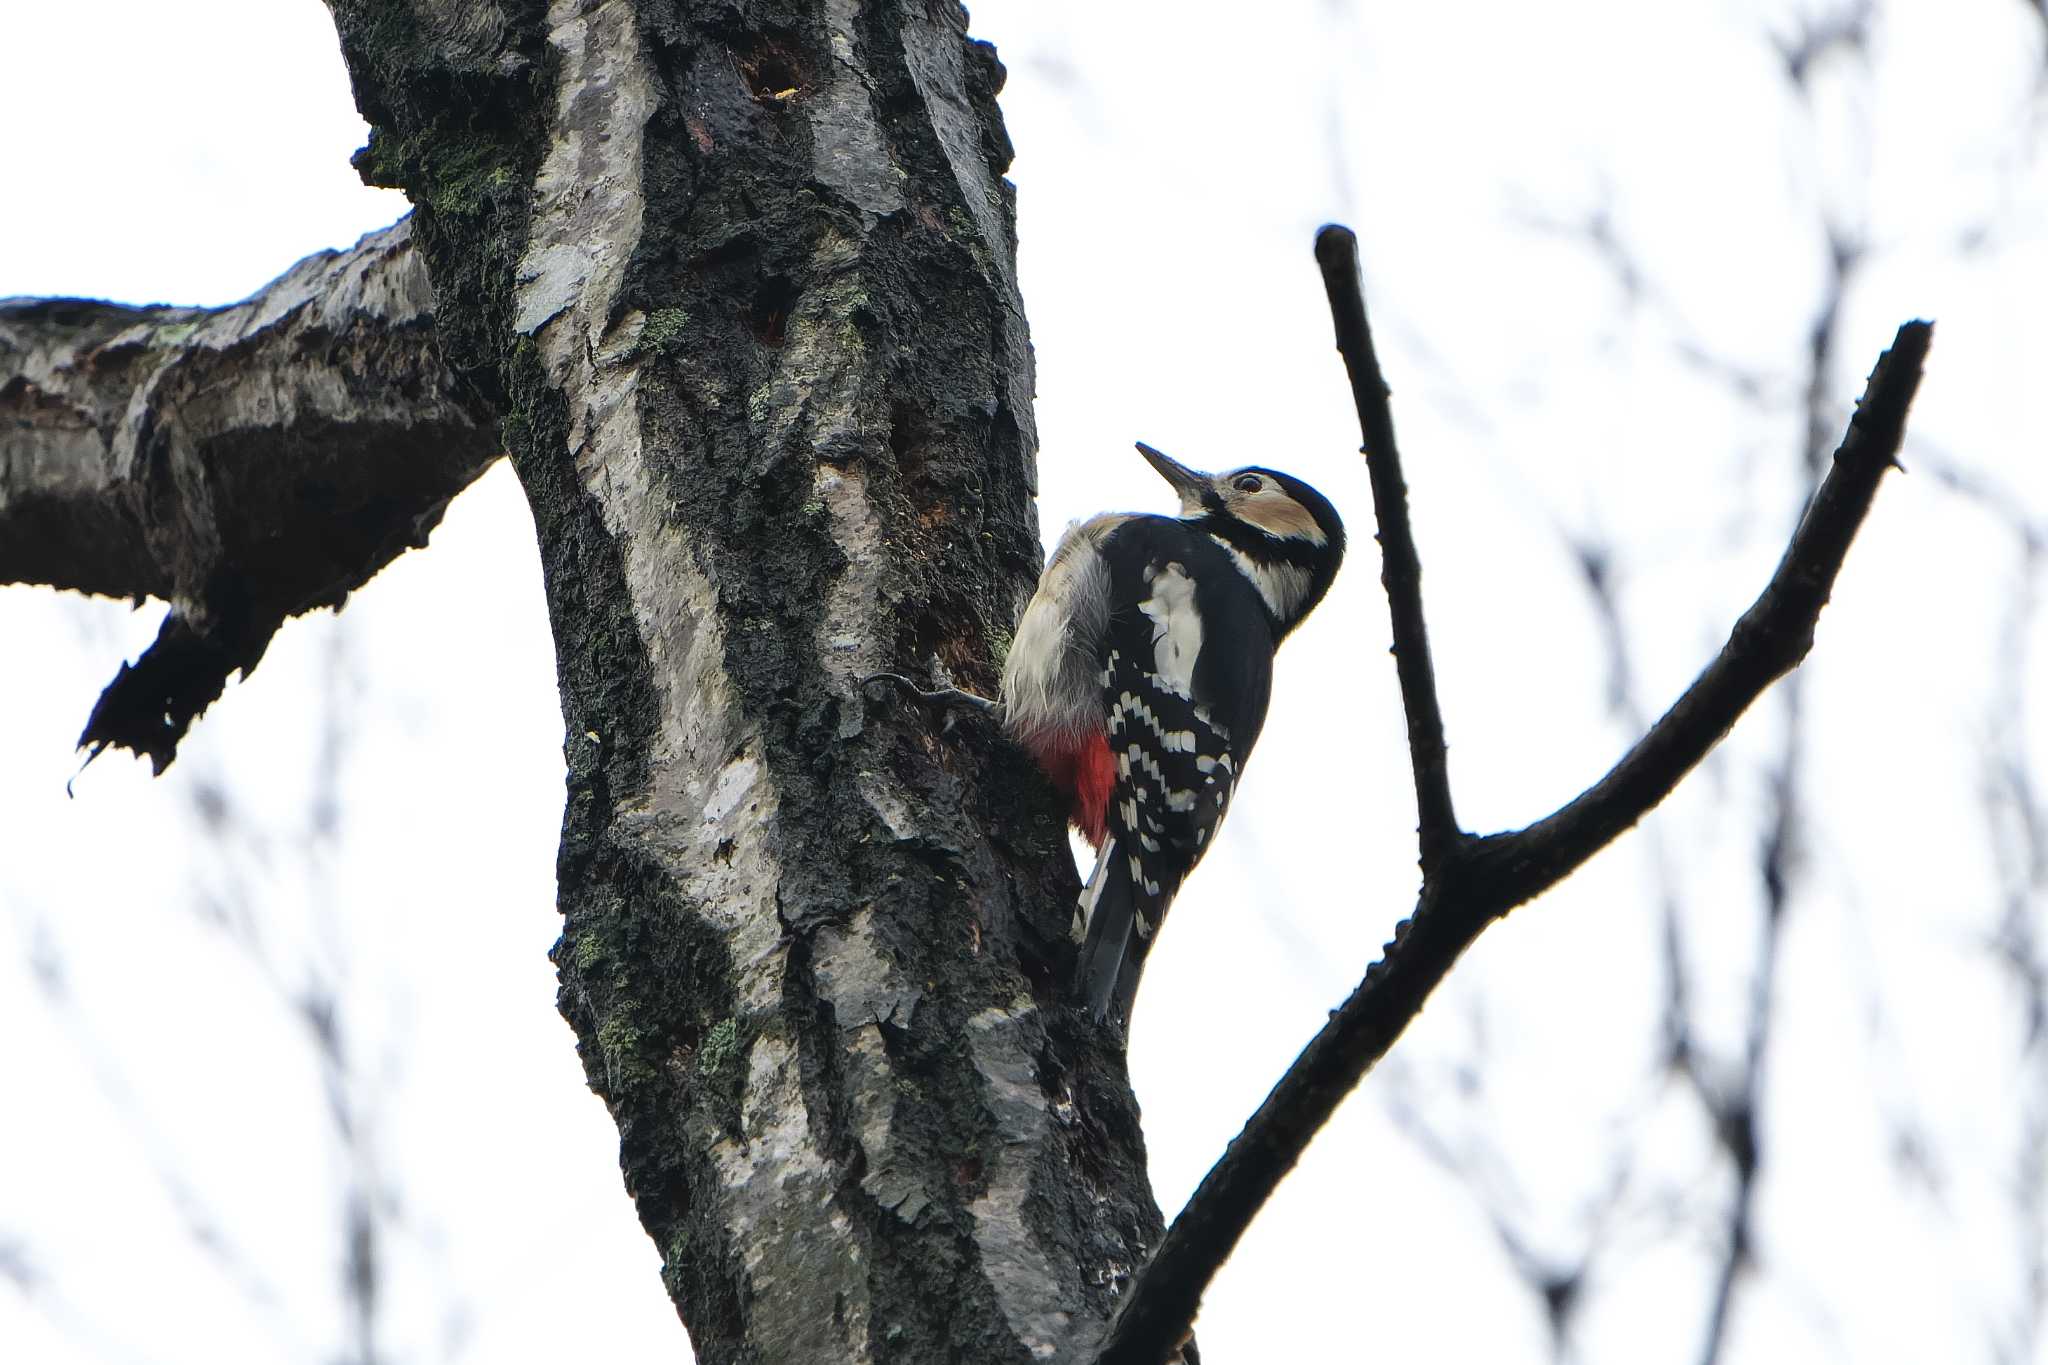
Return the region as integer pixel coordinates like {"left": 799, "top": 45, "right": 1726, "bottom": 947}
{"left": 4, "top": 11, "right": 1217, "bottom": 1349}
{"left": 325, "top": 2, "right": 1167, "bottom": 1360}
{"left": 8, "top": 3, "right": 1166, "bottom": 1363}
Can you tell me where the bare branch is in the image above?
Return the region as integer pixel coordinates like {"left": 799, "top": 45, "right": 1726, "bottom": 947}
{"left": 1091, "top": 220, "right": 1929, "bottom": 1362}
{"left": 1487, "top": 319, "right": 1925, "bottom": 906}
{"left": 1314, "top": 225, "right": 1462, "bottom": 872}
{"left": 0, "top": 217, "right": 500, "bottom": 771}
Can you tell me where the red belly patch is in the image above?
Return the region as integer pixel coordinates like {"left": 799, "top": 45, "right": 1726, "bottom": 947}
{"left": 1036, "top": 731, "right": 1115, "bottom": 848}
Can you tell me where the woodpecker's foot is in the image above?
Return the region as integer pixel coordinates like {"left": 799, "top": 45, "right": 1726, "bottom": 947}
{"left": 860, "top": 673, "right": 999, "bottom": 718}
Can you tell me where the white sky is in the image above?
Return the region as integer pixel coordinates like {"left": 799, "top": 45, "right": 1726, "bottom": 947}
{"left": 3, "top": 2, "right": 2046, "bottom": 1362}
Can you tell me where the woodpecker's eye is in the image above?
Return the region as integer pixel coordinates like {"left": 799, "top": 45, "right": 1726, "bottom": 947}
{"left": 1232, "top": 474, "right": 1263, "bottom": 493}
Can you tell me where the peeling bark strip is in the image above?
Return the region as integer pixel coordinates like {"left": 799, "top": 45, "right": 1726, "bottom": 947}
{"left": 0, "top": 220, "right": 498, "bottom": 771}
{"left": 329, "top": 3, "right": 1164, "bottom": 1362}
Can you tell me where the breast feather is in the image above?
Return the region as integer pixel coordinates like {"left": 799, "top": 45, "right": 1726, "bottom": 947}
{"left": 1000, "top": 514, "right": 1125, "bottom": 740}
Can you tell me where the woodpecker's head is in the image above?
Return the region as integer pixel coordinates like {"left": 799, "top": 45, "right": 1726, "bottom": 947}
{"left": 1136, "top": 441, "right": 1346, "bottom": 636}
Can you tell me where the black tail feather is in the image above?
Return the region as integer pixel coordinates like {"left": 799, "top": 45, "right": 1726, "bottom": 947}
{"left": 1076, "top": 838, "right": 1137, "bottom": 1023}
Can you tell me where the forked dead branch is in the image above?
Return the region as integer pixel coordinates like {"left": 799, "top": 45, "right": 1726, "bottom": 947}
{"left": 1091, "top": 225, "right": 1930, "bottom": 1365}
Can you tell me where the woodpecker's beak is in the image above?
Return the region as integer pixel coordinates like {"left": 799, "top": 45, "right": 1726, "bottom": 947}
{"left": 1135, "top": 442, "right": 1212, "bottom": 517}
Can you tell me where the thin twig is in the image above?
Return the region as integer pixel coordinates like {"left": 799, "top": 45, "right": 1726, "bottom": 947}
{"left": 1088, "top": 223, "right": 1929, "bottom": 1362}
{"left": 1314, "top": 225, "right": 1462, "bottom": 873}
{"left": 1473, "top": 318, "right": 1927, "bottom": 910}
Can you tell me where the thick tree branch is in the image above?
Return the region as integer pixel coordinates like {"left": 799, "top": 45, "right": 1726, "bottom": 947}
{"left": 1094, "top": 226, "right": 1929, "bottom": 1362}
{"left": 0, "top": 218, "right": 499, "bottom": 771}
{"left": 1314, "top": 226, "right": 1462, "bottom": 872}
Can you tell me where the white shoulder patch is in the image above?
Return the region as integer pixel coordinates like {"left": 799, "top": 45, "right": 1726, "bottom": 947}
{"left": 1138, "top": 561, "right": 1201, "bottom": 697}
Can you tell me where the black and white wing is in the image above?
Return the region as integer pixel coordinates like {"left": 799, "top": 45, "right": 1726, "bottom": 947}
{"left": 1074, "top": 519, "right": 1274, "bottom": 1022}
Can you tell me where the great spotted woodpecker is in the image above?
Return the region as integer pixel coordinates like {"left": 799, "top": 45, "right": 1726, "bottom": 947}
{"left": 872, "top": 443, "right": 1344, "bottom": 1024}
{"left": 1003, "top": 443, "right": 1344, "bottom": 1022}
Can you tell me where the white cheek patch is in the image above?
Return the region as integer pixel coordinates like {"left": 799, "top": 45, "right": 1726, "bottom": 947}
{"left": 1138, "top": 561, "right": 1202, "bottom": 697}
{"left": 1235, "top": 487, "right": 1327, "bottom": 544}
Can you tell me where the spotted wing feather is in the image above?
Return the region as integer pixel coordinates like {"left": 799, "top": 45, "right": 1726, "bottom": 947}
{"left": 1076, "top": 518, "right": 1275, "bottom": 1021}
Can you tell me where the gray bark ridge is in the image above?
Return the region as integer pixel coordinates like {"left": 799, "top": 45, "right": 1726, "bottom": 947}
{"left": 0, "top": 218, "right": 499, "bottom": 771}
{"left": 328, "top": 0, "right": 1169, "bottom": 1361}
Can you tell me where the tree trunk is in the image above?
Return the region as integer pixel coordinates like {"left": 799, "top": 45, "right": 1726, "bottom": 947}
{"left": 326, "top": 3, "right": 1162, "bottom": 1361}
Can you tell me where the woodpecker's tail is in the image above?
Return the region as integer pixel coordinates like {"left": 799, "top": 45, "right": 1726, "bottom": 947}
{"left": 1074, "top": 837, "right": 1169, "bottom": 1025}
